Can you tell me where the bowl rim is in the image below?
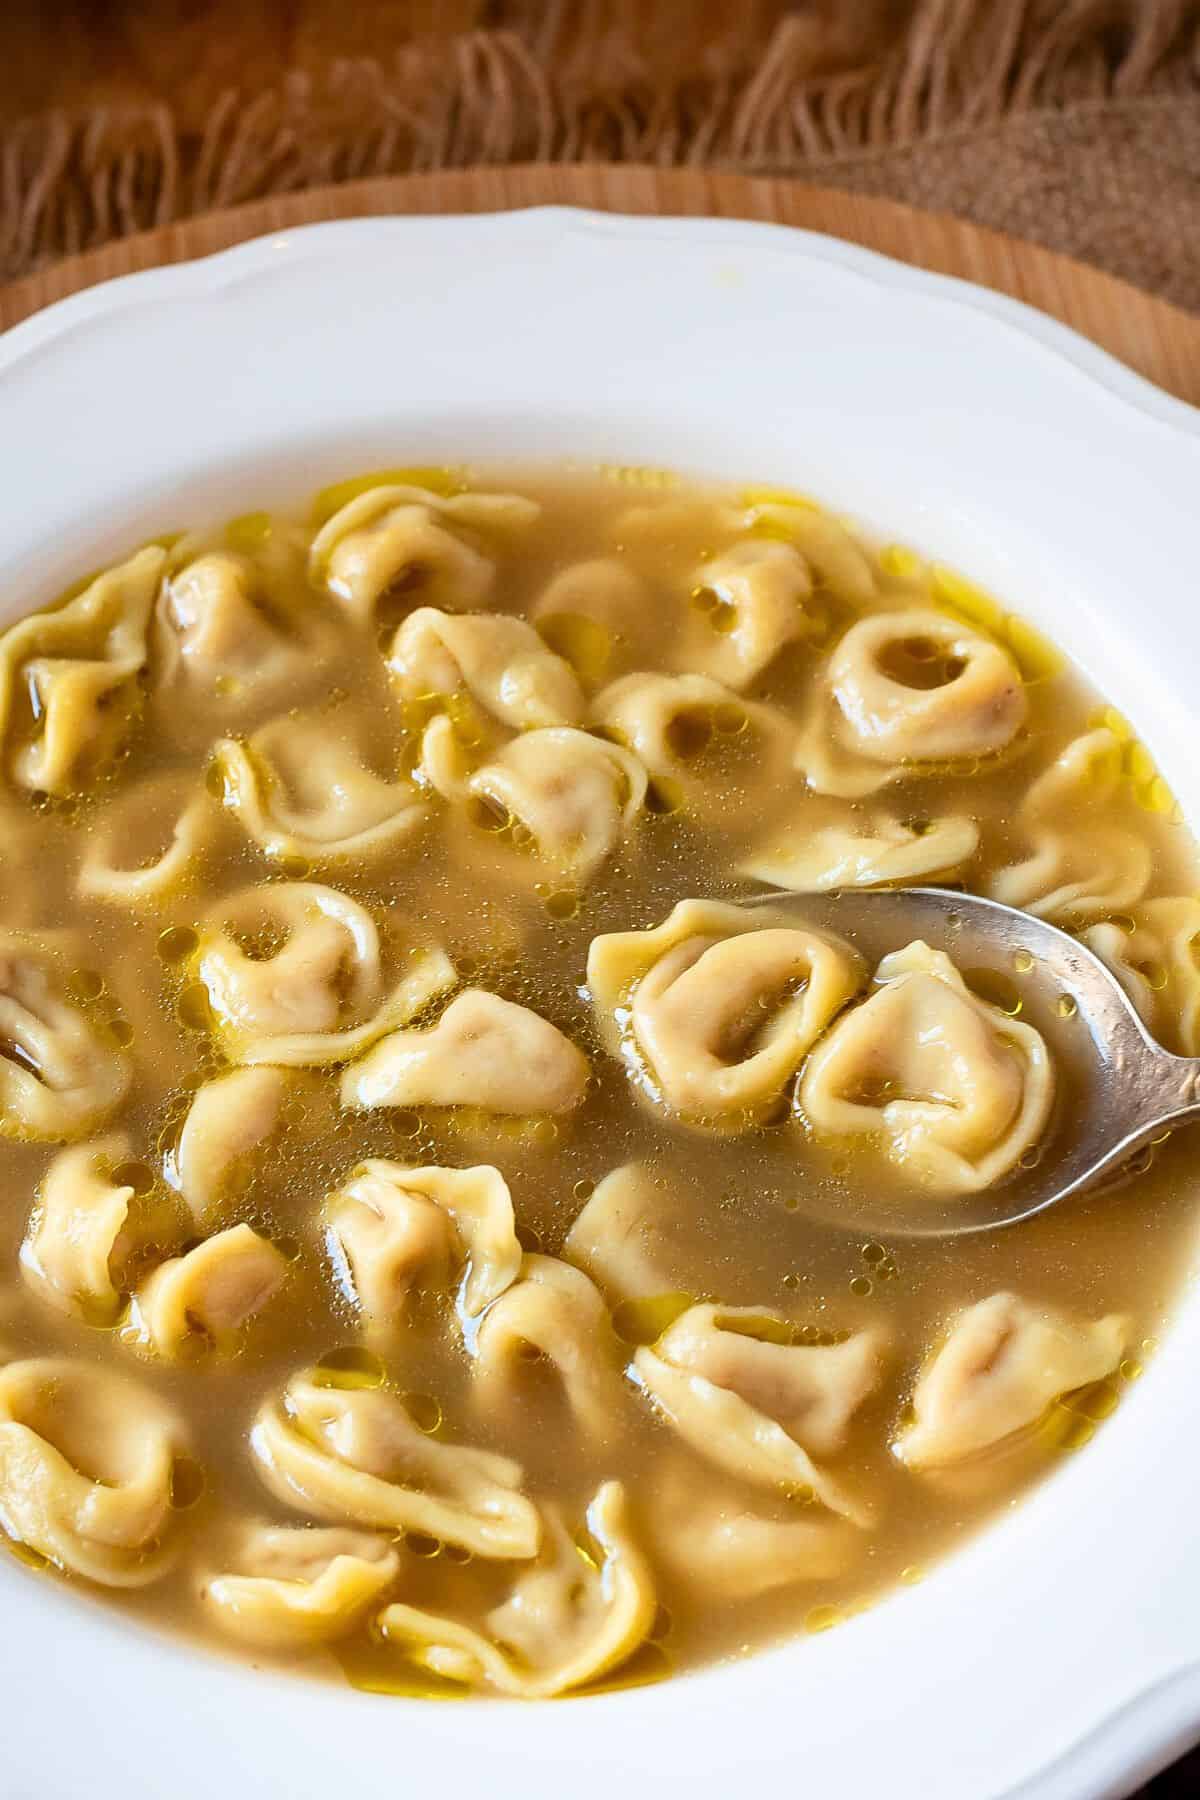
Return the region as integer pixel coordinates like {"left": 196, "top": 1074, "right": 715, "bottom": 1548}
{"left": 1, "top": 204, "right": 1199, "bottom": 1800}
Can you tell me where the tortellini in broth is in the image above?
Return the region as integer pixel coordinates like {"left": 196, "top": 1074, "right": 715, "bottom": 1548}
{"left": 588, "top": 899, "right": 862, "bottom": 1125}
{"left": 0, "top": 1358, "right": 188, "bottom": 1584}
{"left": 190, "top": 882, "right": 455, "bottom": 1065}
{"left": 214, "top": 713, "right": 428, "bottom": 864}
{"left": 800, "top": 942, "right": 1054, "bottom": 1192}
{"left": 0, "top": 467, "right": 1192, "bottom": 1698}
{"left": 0, "top": 548, "right": 162, "bottom": 796}
{"left": 0, "top": 937, "right": 131, "bottom": 1141}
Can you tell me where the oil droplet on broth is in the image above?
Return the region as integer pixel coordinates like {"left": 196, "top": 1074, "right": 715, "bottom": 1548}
{"left": 313, "top": 1346, "right": 386, "bottom": 1390}
{"left": 170, "top": 1458, "right": 206, "bottom": 1509}
{"left": 4, "top": 1537, "right": 50, "bottom": 1572}
{"left": 177, "top": 983, "right": 214, "bottom": 1032}
{"left": 612, "top": 1293, "right": 694, "bottom": 1345}
{"left": 804, "top": 1604, "right": 842, "bottom": 1634}
{"left": 402, "top": 1392, "right": 442, "bottom": 1434}
{"left": 112, "top": 1160, "right": 155, "bottom": 1195}
{"left": 158, "top": 925, "right": 198, "bottom": 963}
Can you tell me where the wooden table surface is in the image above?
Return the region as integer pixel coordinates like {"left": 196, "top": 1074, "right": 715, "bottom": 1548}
{"left": 3, "top": 164, "right": 1200, "bottom": 416}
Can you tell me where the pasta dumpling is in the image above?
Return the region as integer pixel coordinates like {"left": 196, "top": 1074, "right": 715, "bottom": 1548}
{"left": 310, "top": 485, "right": 539, "bottom": 624}
{"left": 741, "top": 810, "right": 979, "bottom": 892}
{"left": 641, "top": 1471, "right": 856, "bottom": 1600}
{"left": 531, "top": 559, "right": 650, "bottom": 688}
{"left": 591, "top": 670, "right": 795, "bottom": 810}
{"left": 472, "top": 1255, "right": 628, "bottom": 1444}
{"left": 895, "top": 1291, "right": 1126, "bottom": 1469}
{"left": 797, "top": 609, "right": 1026, "bottom": 796}
{"left": 988, "top": 729, "right": 1152, "bottom": 923}
{"left": 0, "top": 547, "right": 162, "bottom": 796}
{"left": 340, "top": 990, "right": 589, "bottom": 1117}
{"left": 250, "top": 1370, "right": 540, "bottom": 1559}
{"left": 587, "top": 899, "right": 863, "bottom": 1124}
{"left": 214, "top": 714, "right": 427, "bottom": 863}
{"left": 740, "top": 501, "right": 878, "bottom": 608}
{"left": 20, "top": 1134, "right": 139, "bottom": 1323}
{"left": 0, "top": 1357, "right": 188, "bottom": 1585}
{"left": 685, "top": 539, "right": 813, "bottom": 689}
{"left": 377, "top": 1481, "right": 653, "bottom": 1698}
{"left": 156, "top": 551, "right": 315, "bottom": 706}
{"left": 169, "top": 1067, "right": 294, "bottom": 1222}
{"left": 630, "top": 1344, "right": 870, "bottom": 1526}
{"left": 78, "top": 771, "right": 214, "bottom": 907}
{"left": 1095, "top": 897, "right": 1200, "bottom": 1057}
{"left": 0, "top": 937, "right": 131, "bottom": 1140}
{"left": 652, "top": 1305, "right": 886, "bottom": 1457}
{"left": 388, "top": 608, "right": 584, "bottom": 731}
{"left": 191, "top": 882, "right": 455, "bottom": 1065}
{"left": 421, "top": 718, "right": 646, "bottom": 884}
{"left": 126, "top": 1225, "right": 288, "bottom": 1360}
{"left": 201, "top": 1523, "right": 400, "bottom": 1650}
{"left": 799, "top": 941, "right": 1054, "bottom": 1192}
{"left": 563, "top": 1162, "right": 683, "bottom": 1302}
{"left": 324, "top": 1159, "right": 521, "bottom": 1328}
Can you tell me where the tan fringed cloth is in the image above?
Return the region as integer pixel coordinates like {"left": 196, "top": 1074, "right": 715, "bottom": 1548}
{"left": 1, "top": 0, "right": 1199, "bottom": 311}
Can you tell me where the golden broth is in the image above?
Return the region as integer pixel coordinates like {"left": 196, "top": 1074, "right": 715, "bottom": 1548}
{"left": 0, "top": 466, "right": 1194, "bottom": 1695}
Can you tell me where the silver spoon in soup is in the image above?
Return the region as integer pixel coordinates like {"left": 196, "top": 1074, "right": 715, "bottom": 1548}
{"left": 745, "top": 885, "right": 1200, "bottom": 1238}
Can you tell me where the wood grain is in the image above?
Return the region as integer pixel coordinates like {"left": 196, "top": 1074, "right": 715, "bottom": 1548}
{"left": 2, "top": 164, "right": 1199, "bottom": 409}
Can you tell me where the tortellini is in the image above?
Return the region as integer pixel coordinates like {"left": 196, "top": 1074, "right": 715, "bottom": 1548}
{"left": 324, "top": 1159, "right": 521, "bottom": 1328}
{"left": 340, "top": 990, "right": 589, "bottom": 1117}
{"left": 169, "top": 1067, "right": 294, "bottom": 1222}
{"left": 214, "top": 714, "right": 427, "bottom": 863}
{"left": 126, "top": 1226, "right": 288, "bottom": 1360}
{"left": 988, "top": 729, "right": 1152, "bottom": 923}
{"left": 77, "top": 771, "right": 214, "bottom": 906}
{"left": 0, "top": 1358, "right": 187, "bottom": 1584}
{"left": 642, "top": 1473, "right": 856, "bottom": 1600}
{"left": 251, "top": 1370, "right": 540, "bottom": 1559}
{"left": 741, "top": 810, "right": 979, "bottom": 891}
{"left": 0, "top": 937, "right": 131, "bottom": 1140}
{"left": 201, "top": 1523, "right": 400, "bottom": 1650}
{"left": 20, "top": 1135, "right": 138, "bottom": 1323}
{"left": 563, "top": 1162, "right": 683, "bottom": 1302}
{"left": 587, "top": 899, "right": 862, "bottom": 1124}
{"left": 531, "top": 558, "right": 650, "bottom": 687}
{"left": 377, "top": 1481, "right": 653, "bottom": 1697}
{"left": 652, "top": 1306, "right": 885, "bottom": 1458}
{"left": 630, "top": 1343, "right": 870, "bottom": 1526}
{"left": 740, "top": 500, "right": 877, "bottom": 608}
{"left": 1085, "top": 896, "right": 1200, "bottom": 1056}
{"left": 388, "top": 607, "right": 584, "bottom": 731}
{"left": 472, "top": 1256, "right": 627, "bottom": 1444}
{"left": 895, "top": 1292, "right": 1126, "bottom": 1469}
{"left": 591, "top": 671, "right": 794, "bottom": 811}
{"left": 421, "top": 718, "right": 646, "bottom": 883}
{"left": 797, "top": 609, "right": 1027, "bottom": 796}
{"left": 800, "top": 941, "right": 1054, "bottom": 1192}
{"left": 0, "top": 547, "right": 162, "bottom": 795}
{"left": 156, "top": 550, "right": 315, "bottom": 706}
{"left": 191, "top": 882, "right": 455, "bottom": 1065}
{"left": 309, "top": 484, "right": 539, "bottom": 623}
{"left": 685, "top": 540, "right": 814, "bottom": 689}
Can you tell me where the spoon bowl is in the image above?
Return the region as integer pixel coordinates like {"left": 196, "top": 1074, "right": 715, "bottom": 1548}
{"left": 745, "top": 885, "right": 1200, "bottom": 1238}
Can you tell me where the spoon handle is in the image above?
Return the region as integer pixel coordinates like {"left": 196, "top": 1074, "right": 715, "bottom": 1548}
{"left": 1085, "top": 1047, "right": 1200, "bottom": 1187}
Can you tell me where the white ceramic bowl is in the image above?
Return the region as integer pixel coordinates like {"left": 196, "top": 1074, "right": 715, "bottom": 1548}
{"left": 2, "top": 209, "right": 1199, "bottom": 1800}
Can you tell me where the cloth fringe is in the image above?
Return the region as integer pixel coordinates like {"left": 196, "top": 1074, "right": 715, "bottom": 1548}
{"left": 2, "top": 0, "right": 1198, "bottom": 282}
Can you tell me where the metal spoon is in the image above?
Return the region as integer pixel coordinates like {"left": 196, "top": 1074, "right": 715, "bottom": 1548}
{"left": 745, "top": 885, "right": 1200, "bottom": 1238}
